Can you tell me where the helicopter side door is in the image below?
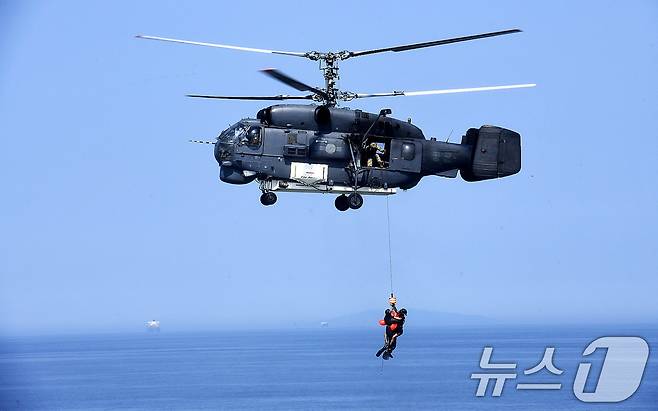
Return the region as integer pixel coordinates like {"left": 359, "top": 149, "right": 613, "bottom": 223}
{"left": 389, "top": 139, "right": 422, "bottom": 172}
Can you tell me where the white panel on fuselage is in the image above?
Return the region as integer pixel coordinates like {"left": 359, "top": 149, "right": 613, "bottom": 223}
{"left": 290, "top": 162, "right": 328, "bottom": 184}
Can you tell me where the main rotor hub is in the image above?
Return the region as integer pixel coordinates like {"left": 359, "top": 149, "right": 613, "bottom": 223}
{"left": 304, "top": 51, "right": 351, "bottom": 62}
{"left": 300, "top": 51, "right": 353, "bottom": 106}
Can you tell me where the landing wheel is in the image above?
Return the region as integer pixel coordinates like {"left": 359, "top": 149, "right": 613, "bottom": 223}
{"left": 347, "top": 192, "right": 363, "bottom": 209}
{"left": 335, "top": 194, "right": 349, "bottom": 211}
{"left": 260, "top": 192, "right": 277, "bottom": 206}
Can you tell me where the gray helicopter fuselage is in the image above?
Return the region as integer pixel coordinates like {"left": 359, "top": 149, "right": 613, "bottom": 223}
{"left": 214, "top": 104, "right": 521, "bottom": 195}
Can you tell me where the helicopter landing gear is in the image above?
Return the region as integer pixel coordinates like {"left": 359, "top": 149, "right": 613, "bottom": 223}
{"left": 335, "top": 193, "right": 362, "bottom": 211}
{"left": 335, "top": 194, "right": 350, "bottom": 211}
{"left": 260, "top": 192, "right": 277, "bottom": 206}
{"left": 347, "top": 192, "right": 363, "bottom": 210}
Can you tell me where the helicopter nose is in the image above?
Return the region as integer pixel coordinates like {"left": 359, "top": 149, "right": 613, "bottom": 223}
{"left": 214, "top": 141, "right": 233, "bottom": 164}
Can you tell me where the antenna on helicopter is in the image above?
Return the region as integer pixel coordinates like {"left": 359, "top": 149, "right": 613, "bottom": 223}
{"left": 136, "top": 29, "right": 535, "bottom": 107}
{"left": 189, "top": 139, "right": 215, "bottom": 145}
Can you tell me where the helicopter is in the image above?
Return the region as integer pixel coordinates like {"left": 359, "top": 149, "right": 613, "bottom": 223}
{"left": 137, "top": 29, "right": 535, "bottom": 211}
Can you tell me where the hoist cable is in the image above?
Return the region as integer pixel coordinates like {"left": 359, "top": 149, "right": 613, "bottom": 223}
{"left": 381, "top": 196, "right": 395, "bottom": 372}
{"left": 386, "top": 195, "right": 394, "bottom": 294}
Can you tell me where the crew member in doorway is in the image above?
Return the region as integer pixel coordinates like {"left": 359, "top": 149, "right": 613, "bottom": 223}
{"left": 365, "top": 141, "right": 386, "bottom": 168}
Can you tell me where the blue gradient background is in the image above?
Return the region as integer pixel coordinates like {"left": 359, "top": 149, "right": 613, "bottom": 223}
{"left": 1, "top": 0, "right": 657, "bottom": 335}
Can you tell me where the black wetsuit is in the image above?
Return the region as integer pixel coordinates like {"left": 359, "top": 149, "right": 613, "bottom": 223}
{"left": 376, "top": 308, "right": 406, "bottom": 357}
{"left": 386, "top": 312, "right": 405, "bottom": 352}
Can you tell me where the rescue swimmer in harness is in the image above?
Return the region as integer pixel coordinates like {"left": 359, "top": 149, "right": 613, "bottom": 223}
{"left": 376, "top": 294, "right": 407, "bottom": 360}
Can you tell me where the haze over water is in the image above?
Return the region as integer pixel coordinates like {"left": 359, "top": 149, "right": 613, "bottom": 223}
{"left": 1, "top": 326, "right": 656, "bottom": 410}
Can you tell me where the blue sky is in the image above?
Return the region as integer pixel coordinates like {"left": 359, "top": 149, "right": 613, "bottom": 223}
{"left": 1, "top": 0, "right": 656, "bottom": 334}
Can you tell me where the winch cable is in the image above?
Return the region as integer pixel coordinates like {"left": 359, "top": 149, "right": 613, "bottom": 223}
{"left": 386, "top": 195, "right": 394, "bottom": 294}
{"left": 381, "top": 195, "right": 395, "bottom": 372}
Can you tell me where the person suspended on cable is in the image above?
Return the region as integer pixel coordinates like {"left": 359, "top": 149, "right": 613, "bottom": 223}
{"left": 376, "top": 294, "right": 407, "bottom": 359}
{"left": 385, "top": 307, "right": 406, "bottom": 358}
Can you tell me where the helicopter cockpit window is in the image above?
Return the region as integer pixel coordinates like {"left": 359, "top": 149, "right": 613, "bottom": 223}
{"left": 245, "top": 126, "right": 262, "bottom": 147}
{"left": 219, "top": 123, "right": 247, "bottom": 144}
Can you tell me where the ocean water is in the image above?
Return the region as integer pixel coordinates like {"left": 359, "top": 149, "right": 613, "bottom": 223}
{"left": 0, "top": 326, "right": 656, "bottom": 410}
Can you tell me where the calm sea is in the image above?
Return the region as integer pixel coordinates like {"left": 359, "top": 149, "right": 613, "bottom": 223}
{"left": 0, "top": 326, "right": 656, "bottom": 410}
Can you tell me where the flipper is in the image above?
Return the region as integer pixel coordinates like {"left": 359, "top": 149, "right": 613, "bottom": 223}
{"left": 382, "top": 351, "right": 391, "bottom": 360}
{"left": 376, "top": 345, "right": 388, "bottom": 357}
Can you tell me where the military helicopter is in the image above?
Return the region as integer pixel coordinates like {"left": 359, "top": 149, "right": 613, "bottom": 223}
{"left": 137, "top": 29, "right": 535, "bottom": 211}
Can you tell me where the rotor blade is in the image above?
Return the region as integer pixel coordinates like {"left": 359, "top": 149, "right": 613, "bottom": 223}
{"left": 350, "top": 83, "right": 536, "bottom": 99}
{"left": 135, "top": 35, "right": 308, "bottom": 58}
{"left": 260, "top": 69, "right": 329, "bottom": 100}
{"left": 187, "top": 93, "right": 314, "bottom": 101}
{"left": 348, "top": 29, "right": 522, "bottom": 58}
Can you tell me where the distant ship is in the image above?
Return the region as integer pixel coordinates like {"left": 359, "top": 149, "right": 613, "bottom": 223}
{"left": 146, "top": 320, "right": 160, "bottom": 331}
{"left": 320, "top": 322, "right": 329, "bottom": 327}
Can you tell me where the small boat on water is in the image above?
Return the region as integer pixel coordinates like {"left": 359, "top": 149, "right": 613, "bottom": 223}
{"left": 146, "top": 320, "right": 160, "bottom": 331}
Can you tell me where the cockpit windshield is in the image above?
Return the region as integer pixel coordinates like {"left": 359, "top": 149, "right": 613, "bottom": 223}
{"left": 218, "top": 122, "right": 247, "bottom": 144}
